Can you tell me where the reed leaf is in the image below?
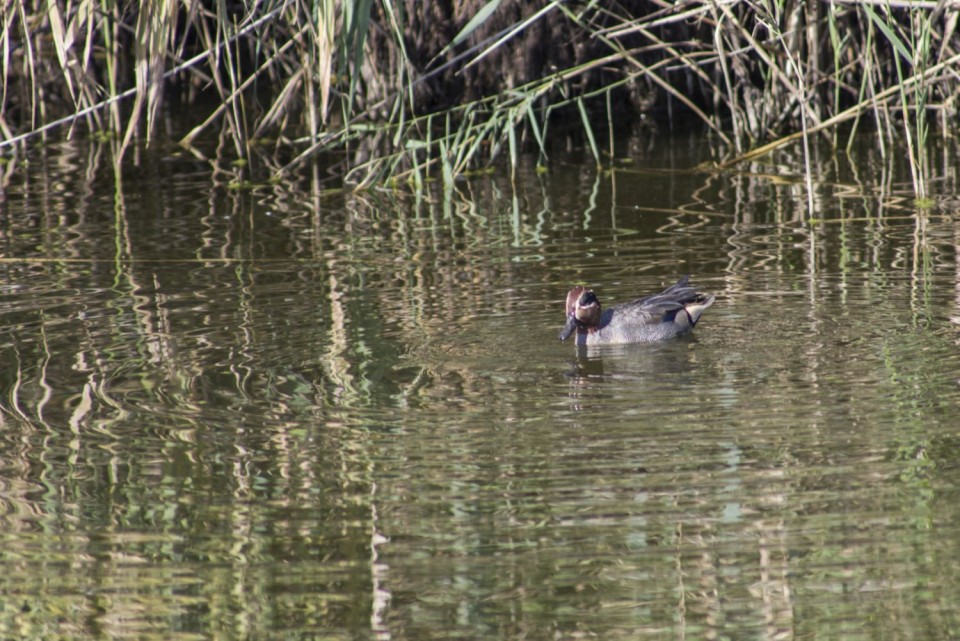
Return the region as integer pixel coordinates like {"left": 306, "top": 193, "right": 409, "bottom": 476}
{"left": 863, "top": 4, "right": 913, "bottom": 64}
{"left": 577, "top": 97, "right": 600, "bottom": 168}
{"left": 450, "top": 0, "right": 503, "bottom": 49}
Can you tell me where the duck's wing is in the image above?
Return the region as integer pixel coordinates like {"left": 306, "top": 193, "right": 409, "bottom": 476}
{"left": 614, "top": 276, "right": 710, "bottom": 325}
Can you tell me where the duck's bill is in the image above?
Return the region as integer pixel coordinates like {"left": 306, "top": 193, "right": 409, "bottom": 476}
{"left": 558, "top": 316, "right": 577, "bottom": 341}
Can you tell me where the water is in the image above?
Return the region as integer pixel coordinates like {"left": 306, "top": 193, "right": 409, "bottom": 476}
{"left": 1, "top": 132, "right": 960, "bottom": 639}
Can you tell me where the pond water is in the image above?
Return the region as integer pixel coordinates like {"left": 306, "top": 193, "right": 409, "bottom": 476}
{"left": 2, "top": 130, "right": 960, "bottom": 640}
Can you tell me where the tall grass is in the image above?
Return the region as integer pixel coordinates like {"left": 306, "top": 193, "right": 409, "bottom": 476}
{"left": 1, "top": 1, "right": 956, "bottom": 197}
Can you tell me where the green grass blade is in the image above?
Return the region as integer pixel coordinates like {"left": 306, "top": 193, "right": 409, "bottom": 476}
{"left": 451, "top": 0, "right": 503, "bottom": 48}
{"left": 862, "top": 4, "right": 912, "bottom": 64}
{"left": 577, "top": 97, "right": 600, "bottom": 167}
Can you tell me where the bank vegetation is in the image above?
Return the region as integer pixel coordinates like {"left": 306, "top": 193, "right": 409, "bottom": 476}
{"left": 2, "top": 0, "right": 958, "bottom": 196}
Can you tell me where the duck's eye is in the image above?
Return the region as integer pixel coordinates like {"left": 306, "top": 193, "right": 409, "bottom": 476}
{"left": 578, "top": 291, "right": 598, "bottom": 307}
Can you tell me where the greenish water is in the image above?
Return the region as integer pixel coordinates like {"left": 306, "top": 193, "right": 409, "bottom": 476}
{"left": 2, "top": 133, "right": 960, "bottom": 640}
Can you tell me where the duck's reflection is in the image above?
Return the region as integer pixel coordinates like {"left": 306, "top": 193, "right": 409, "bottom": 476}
{"left": 564, "top": 337, "right": 704, "bottom": 387}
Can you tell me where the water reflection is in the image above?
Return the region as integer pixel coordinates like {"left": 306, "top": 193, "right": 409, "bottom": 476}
{"left": 561, "top": 340, "right": 709, "bottom": 416}
{"left": 1, "top": 133, "right": 960, "bottom": 639}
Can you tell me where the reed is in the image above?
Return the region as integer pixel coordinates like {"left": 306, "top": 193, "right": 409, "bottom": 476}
{"left": 1, "top": 1, "right": 956, "bottom": 197}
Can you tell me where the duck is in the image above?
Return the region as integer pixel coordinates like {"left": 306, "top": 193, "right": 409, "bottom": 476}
{"left": 559, "top": 276, "right": 715, "bottom": 346}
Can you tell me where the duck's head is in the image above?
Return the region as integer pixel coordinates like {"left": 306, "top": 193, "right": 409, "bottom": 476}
{"left": 559, "top": 286, "right": 601, "bottom": 341}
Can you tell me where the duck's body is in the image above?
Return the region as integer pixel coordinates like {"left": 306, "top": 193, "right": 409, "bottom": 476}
{"left": 559, "top": 276, "right": 715, "bottom": 346}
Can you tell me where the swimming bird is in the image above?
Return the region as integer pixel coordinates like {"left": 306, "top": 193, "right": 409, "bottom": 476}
{"left": 559, "top": 276, "right": 715, "bottom": 346}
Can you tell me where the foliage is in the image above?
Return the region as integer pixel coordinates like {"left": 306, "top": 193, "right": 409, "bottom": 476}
{"left": 1, "top": 0, "right": 958, "bottom": 195}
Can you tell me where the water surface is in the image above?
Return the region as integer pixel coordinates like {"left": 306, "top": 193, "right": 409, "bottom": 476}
{"left": 1, "top": 132, "right": 960, "bottom": 639}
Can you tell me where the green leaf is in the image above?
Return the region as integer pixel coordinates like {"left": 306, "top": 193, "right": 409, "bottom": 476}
{"left": 577, "top": 97, "right": 600, "bottom": 167}
{"left": 451, "top": 0, "right": 503, "bottom": 48}
{"left": 862, "top": 4, "right": 912, "bottom": 65}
